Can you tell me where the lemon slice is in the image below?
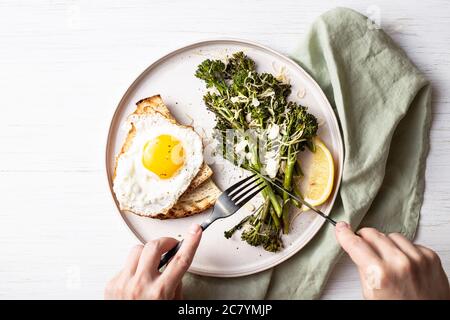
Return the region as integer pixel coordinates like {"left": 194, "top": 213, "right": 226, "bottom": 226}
{"left": 300, "top": 138, "right": 334, "bottom": 208}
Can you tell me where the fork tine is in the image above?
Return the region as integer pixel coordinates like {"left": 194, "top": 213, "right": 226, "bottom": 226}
{"left": 228, "top": 175, "right": 261, "bottom": 197}
{"left": 224, "top": 173, "right": 256, "bottom": 195}
{"left": 234, "top": 184, "right": 267, "bottom": 207}
{"left": 232, "top": 180, "right": 265, "bottom": 203}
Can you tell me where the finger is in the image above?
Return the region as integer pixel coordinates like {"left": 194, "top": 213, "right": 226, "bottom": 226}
{"left": 105, "top": 271, "right": 130, "bottom": 300}
{"left": 135, "top": 237, "right": 179, "bottom": 279}
{"left": 161, "top": 223, "right": 202, "bottom": 291}
{"left": 416, "top": 244, "right": 442, "bottom": 266}
{"left": 105, "top": 272, "right": 121, "bottom": 299}
{"left": 123, "top": 244, "right": 144, "bottom": 275}
{"left": 335, "top": 222, "right": 381, "bottom": 268}
{"left": 174, "top": 282, "right": 183, "bottom": 300}
{"left": 358, "top": 228, "right": 400, "bottom": 260}
{"left": 388, "top": 233, "right": 422, "bottom": 261}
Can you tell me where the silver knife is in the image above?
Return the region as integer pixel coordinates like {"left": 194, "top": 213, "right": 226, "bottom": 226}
{"left": 257, "top": 173, "right": 337, "bottom": 226}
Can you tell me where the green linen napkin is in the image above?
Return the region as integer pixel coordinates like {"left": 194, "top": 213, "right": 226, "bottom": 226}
{"left": 183, "top": 7, "right": 431, "bottom": 299}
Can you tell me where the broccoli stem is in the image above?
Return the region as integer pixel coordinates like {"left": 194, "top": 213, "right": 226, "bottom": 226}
{"left": 291, "top": 194, "right": 301, "bottom": 209}
{"left": 293, "top": 182, "right": 302, "bottom": 198}
{"left": 249, "top": 146, "right": 283, "bottom": 217}
{"left": 282, "top": 149, "right": 295, "bottom": 234}
{"left": 261, "top": 198, "right": 270, "bottom": 221}
{"left": 290, "top": 182, "right": 303, "bottom": 209}
{"left": 269, "top": 206, "right": 281, "bottom": 230}
{"left": 264, "top": 182, "right": 282, "bottom": 217}
{"left": 294, "top": 160, "right": 303, "bottom": 176}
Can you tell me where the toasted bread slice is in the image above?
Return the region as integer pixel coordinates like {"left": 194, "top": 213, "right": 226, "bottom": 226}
{"left": 114, "top": 95, "right": 220, "bottom": 219}
{"left": 153, "top": 179, "right": 221, "bottom": 219}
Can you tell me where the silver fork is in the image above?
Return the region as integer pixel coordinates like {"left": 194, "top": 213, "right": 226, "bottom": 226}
{"left": 158, "top": 173, "right": 266, "bottom": 269}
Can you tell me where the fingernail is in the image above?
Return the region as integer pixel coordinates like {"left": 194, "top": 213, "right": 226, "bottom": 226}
{"left": 336, "top": 221, "right": 349, "bottom": 231}
{"left": 189, "top": 223, "right": 200, "bottom": 235}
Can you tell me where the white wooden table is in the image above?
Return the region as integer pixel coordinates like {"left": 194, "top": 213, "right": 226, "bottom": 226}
{"left": 0, "top": 0, "right": 449, "bottom": 299}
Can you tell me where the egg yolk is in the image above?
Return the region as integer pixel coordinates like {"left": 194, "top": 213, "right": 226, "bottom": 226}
{"left": 142, "top": 135, "right": 185, "bottom": 179}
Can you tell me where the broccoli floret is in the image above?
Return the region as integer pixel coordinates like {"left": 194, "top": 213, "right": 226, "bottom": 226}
{"left": 263, "top": 231, "right": 283, "bottom": 252}
{"left": 195, "top": 59, "right": 227, "bottom": 94}
{"left": 224, "top": 215, "right": 254, "bottom": 239}
{"left": 225, "top": 52, "right": 255, "bottom": 77}
{"left": 241, "top": 224, "right": 268, "bottom": 247}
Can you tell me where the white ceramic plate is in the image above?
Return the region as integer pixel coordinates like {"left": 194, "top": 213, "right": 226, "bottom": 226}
{"left": 105, "top": 39, "right": 343, "bottom": 277}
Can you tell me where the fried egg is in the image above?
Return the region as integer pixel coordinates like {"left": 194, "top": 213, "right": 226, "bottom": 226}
{"left": 113, "top": 112, "right": 204, "bottom": 216}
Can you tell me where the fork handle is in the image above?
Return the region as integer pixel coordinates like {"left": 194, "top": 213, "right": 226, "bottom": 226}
{"left": 158, "top": 220, "right": 213, "bottom": 270}
{"left": 200, "top": 219, "right": 212, "bottom": 231}
{"left": 158, "top": 240, "right": 183, "bottom": 270}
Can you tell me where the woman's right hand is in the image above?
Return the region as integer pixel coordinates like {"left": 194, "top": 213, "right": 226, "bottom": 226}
{"left": 105, "top": 223, "right": 202, "bottom": 300}
{"left": 335, "top": 222, "right": 450, "bottom": 300}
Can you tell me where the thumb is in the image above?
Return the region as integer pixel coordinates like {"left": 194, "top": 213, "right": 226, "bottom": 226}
{"left": 335, "top": 222, "right": 380, "bottom": 268}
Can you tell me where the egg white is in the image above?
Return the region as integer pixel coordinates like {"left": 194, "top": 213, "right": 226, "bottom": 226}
{"left": 113, "top": 112, "right": 204, "bottom": 216}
